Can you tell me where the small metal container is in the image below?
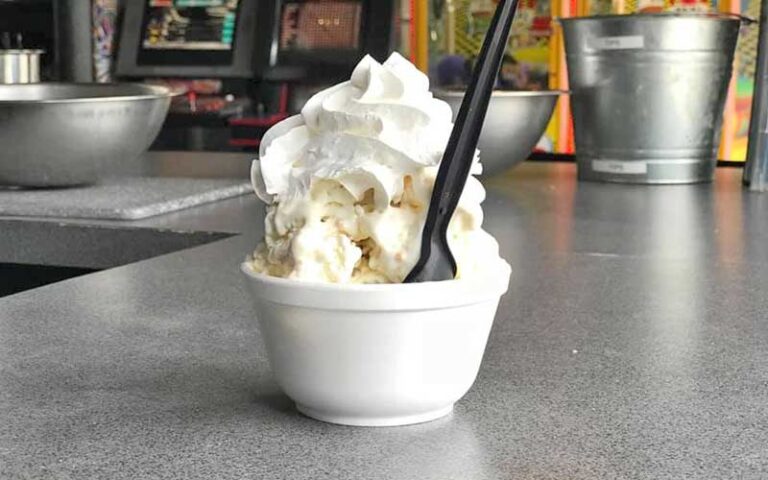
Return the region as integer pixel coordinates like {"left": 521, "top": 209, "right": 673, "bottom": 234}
{"left": 0, "top": 49, "right": 43, "bottom": 84}
{"left": 562, "top": 14, "right": 742, "bottom": 184}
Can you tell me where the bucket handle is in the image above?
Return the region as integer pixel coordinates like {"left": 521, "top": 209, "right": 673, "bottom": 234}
{"left": 553, "top": 13, "right": 756, "bottom": 24}
{"left": 715, "top": 12, "right": 757, "bottom": 25}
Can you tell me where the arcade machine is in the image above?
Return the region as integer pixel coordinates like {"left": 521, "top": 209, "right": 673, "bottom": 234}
{"left": 229, "top": 0, "right": 395, "bottom": 149}
{"left": 116, "top": 0, "right": 273, "bottom": 150}
{"left": 116, "top": 0, "right": 395, "bottom": 152}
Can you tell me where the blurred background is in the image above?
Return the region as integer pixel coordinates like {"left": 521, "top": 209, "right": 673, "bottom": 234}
{"left": 0, "top": 0, "right": 756, "bottom": 160}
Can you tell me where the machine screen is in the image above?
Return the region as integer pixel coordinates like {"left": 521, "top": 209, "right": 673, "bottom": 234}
{"left": 279, "top": 1, "right": 363, "bottom": 52}
{"left": 142, "top": 0, "right": 240, "bottom": 51}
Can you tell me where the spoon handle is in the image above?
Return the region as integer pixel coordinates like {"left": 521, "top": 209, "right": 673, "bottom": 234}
{"left": 411, "top": 0, "right": 519, "bottom": 277}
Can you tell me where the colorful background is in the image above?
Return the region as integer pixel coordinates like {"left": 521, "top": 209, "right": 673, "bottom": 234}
{"left": 413, "top": 0, "right": 759, "bottom": 160}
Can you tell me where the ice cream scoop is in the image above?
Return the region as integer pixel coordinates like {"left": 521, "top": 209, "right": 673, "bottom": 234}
{"left": 248, "top": 53, "right": 501, "bottom": 284}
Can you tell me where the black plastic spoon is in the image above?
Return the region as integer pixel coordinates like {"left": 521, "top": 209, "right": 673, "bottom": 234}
{"left": 405, "top": 0, "right": 520, "bottom": 283}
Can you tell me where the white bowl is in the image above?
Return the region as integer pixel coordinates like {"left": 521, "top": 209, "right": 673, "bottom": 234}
{"left": 241, "top": 261, "right": 511, "bottom": 427}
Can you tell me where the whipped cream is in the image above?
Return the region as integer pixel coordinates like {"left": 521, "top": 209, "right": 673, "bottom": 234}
{"left": 249, "top": 53, "right": 501, "bottom": 283}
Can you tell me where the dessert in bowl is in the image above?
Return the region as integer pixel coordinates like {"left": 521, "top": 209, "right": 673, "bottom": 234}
{"left": 242, "top": 53, "right": 511, "bottom": 426}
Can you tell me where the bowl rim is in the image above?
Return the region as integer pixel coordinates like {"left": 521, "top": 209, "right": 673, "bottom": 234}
{"left": 241, "top": 260, "right": 512, "bottom": 310}
{"left": 241, "top": 260, "right": 511, "bottom": 291}
{"left": 0, "top": 82, "right": 177, "bottom": 104}
{"left": 433, "top": 89, "right": 569, "bottom": 98}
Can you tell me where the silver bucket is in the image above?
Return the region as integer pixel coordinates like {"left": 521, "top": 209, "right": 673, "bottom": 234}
{"left": 562, "top": 14, "right": 742, "bottom": 184}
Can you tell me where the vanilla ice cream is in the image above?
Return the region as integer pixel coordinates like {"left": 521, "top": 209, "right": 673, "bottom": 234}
{"left": 248, "top": 53, "right": 502, "bottom": 284}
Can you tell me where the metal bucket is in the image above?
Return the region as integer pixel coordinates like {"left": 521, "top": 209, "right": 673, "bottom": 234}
{"left": 562, "top": 14, "right": 742, "bottom": 184}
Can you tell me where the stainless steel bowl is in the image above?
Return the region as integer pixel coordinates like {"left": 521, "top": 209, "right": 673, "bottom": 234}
{"left": 435, "top": 90, "right": 562, "bottom": 176}
{"left": 0, "top": 83, "right": 172, "bottom": 186}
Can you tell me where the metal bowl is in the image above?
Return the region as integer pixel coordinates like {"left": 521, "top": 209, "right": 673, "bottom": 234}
{"left": 435, "top": 90, "right": 563, "bottom": 176}
{"left": 0, "top": 83, "right": 172, "bottom": 187}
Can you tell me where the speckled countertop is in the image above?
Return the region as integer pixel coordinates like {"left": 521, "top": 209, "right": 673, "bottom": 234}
{"left": 1, "top": 154, "right": 767, "bottom": 479}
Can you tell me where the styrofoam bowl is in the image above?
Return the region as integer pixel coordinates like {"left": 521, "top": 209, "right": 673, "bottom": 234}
{"left": 241, "top": 260, "right": 511, "bottom": 427}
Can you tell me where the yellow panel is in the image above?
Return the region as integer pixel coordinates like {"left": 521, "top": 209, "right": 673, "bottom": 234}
{"left": 415, "top": 0, "right": 430, "bottom": 72}
{"left": 514, "top": 46, "right": 551, "bottom": 64}
{"left": 718, "top": 0, "right": 742, "bottom": 161}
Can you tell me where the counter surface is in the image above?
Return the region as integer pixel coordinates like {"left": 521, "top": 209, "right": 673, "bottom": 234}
{"left": 2, "top": 155, "right": 767, "bottom": 479}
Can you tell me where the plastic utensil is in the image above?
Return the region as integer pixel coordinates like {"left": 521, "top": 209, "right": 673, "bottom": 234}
{"left": 405, "top": 0, "right": 520, "bottom": 283}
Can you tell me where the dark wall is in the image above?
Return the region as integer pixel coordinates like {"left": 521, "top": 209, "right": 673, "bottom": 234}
{"left": 0, "top": 0, "right": 55, "bottom": 77}
{"left": 0, "top": 0, "right": 92, "bottom": 81}
{"left": 53, "top": 0, "right": 93, "bottom": 81}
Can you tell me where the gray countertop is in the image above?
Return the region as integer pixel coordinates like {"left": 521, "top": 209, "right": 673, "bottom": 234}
{"left": 2, "top": 155, "right": 767, "bottom": 479}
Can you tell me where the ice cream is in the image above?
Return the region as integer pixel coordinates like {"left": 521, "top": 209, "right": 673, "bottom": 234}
{"left": 247, "top": 53, "right": 502, "bottom": 284}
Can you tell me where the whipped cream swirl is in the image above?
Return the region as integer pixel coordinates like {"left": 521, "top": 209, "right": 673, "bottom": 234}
{"left": 249, "top": 53, "right": 499, "bottom": 283}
